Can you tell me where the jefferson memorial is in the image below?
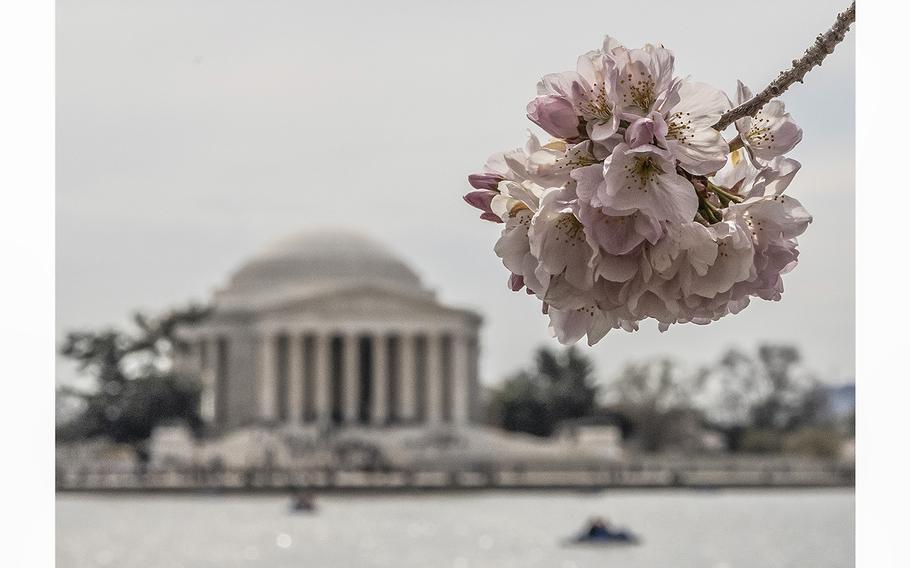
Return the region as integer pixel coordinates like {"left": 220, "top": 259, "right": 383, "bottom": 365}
{"left": 176, "top": 230, "right": 482, "bottom": 432}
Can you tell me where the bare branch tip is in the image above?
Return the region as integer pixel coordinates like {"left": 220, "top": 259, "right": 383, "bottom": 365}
{"left": 713, "top": 2, "right": 855, "bottom": 131}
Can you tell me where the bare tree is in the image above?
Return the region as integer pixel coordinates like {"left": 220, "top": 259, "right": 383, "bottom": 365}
{"left": 692, "top": 344, "right": 821, "bottom": 451}
{"left": 607, "top": 359, "right": 704, "bottom": 453}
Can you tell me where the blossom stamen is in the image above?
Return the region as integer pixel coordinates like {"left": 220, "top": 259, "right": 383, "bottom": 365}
{"left": 621, "top": 72, "right": 656, "bottom": 113}
{"left": 554, "top": 214, "right": 586, "bottom": 247}
{"left": 666, "top": 111, "right": 694, "bottom": 145}
{"left": 582, "top": 82, "right": 614, "bottom": 121}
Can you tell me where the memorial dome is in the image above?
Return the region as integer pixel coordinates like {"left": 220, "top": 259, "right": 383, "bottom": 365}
{"left": 221, "top": 230, "right": 427, "bottom": 306}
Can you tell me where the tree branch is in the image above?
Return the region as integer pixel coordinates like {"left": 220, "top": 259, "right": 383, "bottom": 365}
{"left": 713, "top": 2, "right": 855, "bottom": 131}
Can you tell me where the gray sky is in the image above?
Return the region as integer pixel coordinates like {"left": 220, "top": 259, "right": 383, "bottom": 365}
{"left": 57, "top": 0, "right": 854, "bottom": 388}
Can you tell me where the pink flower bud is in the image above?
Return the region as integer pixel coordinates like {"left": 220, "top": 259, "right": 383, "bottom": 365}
{"left": 463, "top": 189, "right": 501, "bottom": 223}
{"left": 467, "top": 173, "right": 503, "bottom": 191}
{"left": 526, "top": 95, "right": 581, "bottom": 140}
{"left": 625, "top": 111, "right": 669, "bottom": 148}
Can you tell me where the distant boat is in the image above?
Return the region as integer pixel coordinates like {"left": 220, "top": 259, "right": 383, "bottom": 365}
{"left": 564, "top": 518, "right": 640, "bottom": 546}
{"left": 567, "top": 531, "right": 640, "bottom": 546}
{"left": 289, "top": 492, "right": 317, "bottom": 513}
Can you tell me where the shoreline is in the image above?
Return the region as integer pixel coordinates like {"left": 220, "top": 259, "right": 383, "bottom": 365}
{"left": 56, "top": 481, "right": 855, "bottom": 495}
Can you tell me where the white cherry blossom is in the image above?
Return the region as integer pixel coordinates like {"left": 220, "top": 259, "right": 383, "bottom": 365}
{"left": 733, "top": 81, "right": 803, "bottom": 161}
{"left": 494, "top": 205, "right": 549, "bottom": 296}
{"left": 528, "top": 186, "right": 598, "bottom": 293}
{"left": 609, "top": 41, "right": 676, "bottom": 119}
{"left": 590, "top": 143, "right": 697, "bottom": 224}
{"left": 655, "top": 80, "right": 731, "bottom": 175}
{"left": 711, "top": 147, "right": 802, "bottom": 198}
{"left": 530, "top": 48, "right": 622, "bottom": 148}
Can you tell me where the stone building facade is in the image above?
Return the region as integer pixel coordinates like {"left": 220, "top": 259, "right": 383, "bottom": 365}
{"left": 175, "top": 231, "right": 482, "bottom": 431}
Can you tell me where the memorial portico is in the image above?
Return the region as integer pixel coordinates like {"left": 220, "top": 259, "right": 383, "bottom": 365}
{"left": 177, "top": 231, "right": 482, "bottom": 431}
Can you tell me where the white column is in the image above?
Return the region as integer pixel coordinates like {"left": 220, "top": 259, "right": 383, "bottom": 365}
{"left": 469, "top": 333, "right": 480, "bottom": 422}
{"left": 314, "top": 333, "right": 331, "bottom": 425}
{"left": 258, "top": 333, "right": 278, "bottom": 422}
{"left": 287, "top": 334, "right": 304, "bottom": 425}
{"left": 454, "top": 332, "right": 474, "bottom": 425}
{"left": 425, "top": 332, "right": 443, "bottom": 424}
{"left": 343, "top": 333, "right": 360, "bottom": 425}
{"left": 199, "top": 338, "right": 217, "bottom": 423}
{"left": 398, "top": 333, "right": 417, "bottom": 422}
{"left": 371, "top": 334, "right": 388, "bottom": 426}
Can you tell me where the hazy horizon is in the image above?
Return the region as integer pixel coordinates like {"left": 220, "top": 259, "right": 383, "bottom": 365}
{"left": 57, "top": 0, "right": 855, "bottom": 389}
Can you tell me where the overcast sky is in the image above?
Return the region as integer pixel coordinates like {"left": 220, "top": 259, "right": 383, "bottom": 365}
{"left": 57, "top": 0, "right": 854, "bottom": 388}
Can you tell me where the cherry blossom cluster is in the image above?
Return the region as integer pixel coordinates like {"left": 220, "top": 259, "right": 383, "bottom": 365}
{"left": 465, "top": 37, "right": 810, "bottom": 345}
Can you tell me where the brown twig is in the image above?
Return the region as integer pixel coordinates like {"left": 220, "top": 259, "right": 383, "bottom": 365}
{"left": 713, "top": 2, "right": 855, "bottom": 131}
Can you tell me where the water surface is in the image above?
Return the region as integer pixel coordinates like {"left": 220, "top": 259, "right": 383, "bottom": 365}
{"left": 56, "top": 489, "right": 854, "bottom": 568}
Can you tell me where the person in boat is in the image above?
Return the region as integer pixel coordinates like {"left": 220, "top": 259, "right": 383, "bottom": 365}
{"left": 571, "top": 516, "right": 638, "bottom": 544}
{"left": 586, "top": 517, "right": 611, "bottom": 538}
{"left": 291, "top": 491, "right": 316, "bottom": 512}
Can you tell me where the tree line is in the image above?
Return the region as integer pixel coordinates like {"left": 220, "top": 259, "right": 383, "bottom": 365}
{"left": 485, "top": 344, "right": 852, "bottom": 457}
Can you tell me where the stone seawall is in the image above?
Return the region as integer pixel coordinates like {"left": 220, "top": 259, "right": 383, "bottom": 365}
{"left": 57, "top": 459, "right": 854, "bottom": 492}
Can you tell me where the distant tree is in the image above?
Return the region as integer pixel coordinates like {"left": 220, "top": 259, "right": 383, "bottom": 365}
{"left": 536, "top": 347, "right": 599, "bottom": 423}
{"left": 488, "top": 371, "right": 552, "bottom": 437}
{"left": 751, "top": 345, "right": 820, "bottom": 430}
{"left": 607, "top": 359, "right": 703, "bottom": 452}
{"left": 608, "top": 359, "right": 691, "bottom": 411}
{"left": 692, "top": 344, "right": 823, "bottom": 451}
{"left": 57, "top": 305, "right": 211, "bottom": 463}
{"left": 690, "top": 349, "right": 764, "bottom": 451}
{"left": 488, "top": 346, "right": 599, "bottom": 437}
